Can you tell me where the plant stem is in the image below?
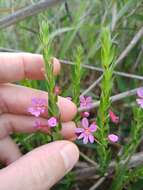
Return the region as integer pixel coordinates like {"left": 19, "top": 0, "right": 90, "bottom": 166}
{"left": 96, "top": 27, "right": 115, "bottom": 174}
{"left": 39, "top": 20, "right": 62, "bottom": 138}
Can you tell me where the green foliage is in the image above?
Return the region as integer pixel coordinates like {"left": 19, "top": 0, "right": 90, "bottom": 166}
{"left": 110, "top": 107, "right": 143, "bottom": 190}
{"left": 53, "top": 172, "right": 75, "bottom": 190}
{"left": 71, "top": 46, "right": 83, "bottom": 106}
{"left": 39, "top": 20, "right": 62, "bottom": 136}
{"left": 1, "top": 0, "right": 143, "bottom": 189}
{"left": 96, "top": 27, "right": 115, "bottom": 174}
{"left": 121, "top": 107, "right": 143, "bottom": 160}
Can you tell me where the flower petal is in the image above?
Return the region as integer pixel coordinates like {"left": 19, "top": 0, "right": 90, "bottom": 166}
{"left": 78, "top": 133, "right": 85, "bottom": 140}
{"left": 81, "top": 118, "right": 89, "bottom": 128}
{"left": 89, "top": 123, "right": 97, "bottom": 132}
{"left": 136, "top": 99, "right": 143, "bottom": 108}
{"left": 31, "top": 97, "right": 38, "bottom": 105}
{"left": 109, "top": 111, "right": 119, "bottom": 124}
{"left": 137, "top": 88, "right": 143, "bottom": 98}
{"left": 83, "top": 136, "right": 88, "bottom": 144}
{"left": 28, "top": 107, "right": 40, "bottom": 117}
{"left": 108, "top": 134, "right": 119, "bottom": 143}
{"left": 80, "top": 96, "right": 85, "bottom": 103}
{"left": 48, "top": 117, "right": 57, "bottom": 127}
{"left": 82, "top": 112, "right": 90, "bottom": 117}
{"left": 86, "top": 96, "right": 92, "bottom": 103}
{"left": 75, "top": 128, "right": 84, "bottom": 133}
{"left": 88, "top": 134, "right": 94, "bottom": 143}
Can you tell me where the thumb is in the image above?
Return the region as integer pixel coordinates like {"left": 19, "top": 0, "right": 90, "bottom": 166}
{"left": 0, "top": 141, "right": 79, "bottom": 190}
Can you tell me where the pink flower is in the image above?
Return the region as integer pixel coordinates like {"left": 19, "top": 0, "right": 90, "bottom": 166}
{"left": 108, "top": 134, "right": 119, "bottom": 143}
{"left": 109, "top": 110, "right": 119, "bottom": 124}
{"left": 28, "top": 97, "right": 47, "bottom": 117}
{"left": 136, "top": 88, "right": 143, "bottom": 108}
{"left": 80, "top": 96, "right": 93, "bottom": 109}
{"left": 54, "top": 86, "right": 61, "bottom": 95}
{"left": 75, "top": 118, "right": 97, "bottom": 144}
{"left": 48, "top": 117, "right": 58, "bottom": 127}
{"left": 81, "top": 111, "right": 90, "bottom": 118}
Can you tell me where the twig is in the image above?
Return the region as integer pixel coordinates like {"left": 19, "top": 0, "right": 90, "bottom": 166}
{"left": 75, "top": 152, "right": 143, "bottom": 180}
{"left": 133, "top": 45, "right": 143, "bottom": 70}
{"left": 64, "top": 1, "right": 87, "bottom": 54}
{"left": 81, "top": 26, "right": 143, "bottom": 95}
{"left": 0, "top": 47, "right": 20, "bottom": 52}
{"left": 81, "top": 76, "right": 102, "bottom": 96}
{"left": 60, "top": 59, "right": 143, "bottom": 81}
{"left": 0, "top": 0, "right": 64, "bottom": 29}
{"left": 80, "top": 151, "right": 98, "bottom": 167}
{"left": 78, "top": 87, "right": 141, "bottom": 112}
{"left": 116, "top": 26, "right": 143, "bottom": 64}
{"left": 0, "top": 7, "right": 24, "bottom": 13}
{"left": 89, "top": 176, "right": 106, "bottom": 190}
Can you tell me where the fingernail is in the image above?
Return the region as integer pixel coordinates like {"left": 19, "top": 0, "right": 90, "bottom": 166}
{"left": 60, "top": 143, "right": 79, "bottom": 172}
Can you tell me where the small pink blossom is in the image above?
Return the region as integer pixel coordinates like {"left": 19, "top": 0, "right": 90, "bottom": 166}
{"left": 137, "top": 88, "right": 143, "bottom": 98}
{"left": 109, "top": 110, "right": 119, "bottom": 124}
{"left": 48, "top": 117, "right": 58, "bottom": 127}
{"left": 136, "top": 88, "right": 143, "bottom": 108}
{"left": 81, "top": 111, "right": 90, "bottom": 118}
{"left": 28, "top": 97, "right": 47, "bottom": 117}
{"left": 108, "top": 134, "right": 119, "bottom": 143}
{"left": 75, "top": 118, "right": 97, "bottom": 144}
{"left": 80, "top": 96, "right": 93, "bottom": 109}
{"left": 54, "top": 86, "right": 61, "bottom": 95}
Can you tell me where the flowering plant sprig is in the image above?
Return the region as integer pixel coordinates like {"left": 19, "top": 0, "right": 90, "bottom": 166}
{"left": 38, "top": 20, "right": 61, "bottom": 137}
{"left": 96, "top": 27, "right": 117, "bottom": 173}
{"left": 39, "top": 21, "right": 59, "bottom": 117}
{"left": 74, "top": 28, "right": 119, "bottom": 148}
{"left": 71, "top": 46, "right": 85, "bottom": 123}
{"left": 110, "top": 89, "right": 143, "bottom": 190}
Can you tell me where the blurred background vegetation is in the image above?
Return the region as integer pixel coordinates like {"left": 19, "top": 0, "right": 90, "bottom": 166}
{"left": 0, "top": 0, "right": 143, "bottom": 189}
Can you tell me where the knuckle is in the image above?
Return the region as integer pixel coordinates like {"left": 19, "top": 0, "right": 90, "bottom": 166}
{"left": 0, "top": 114, "right": 12, "bottom": 138}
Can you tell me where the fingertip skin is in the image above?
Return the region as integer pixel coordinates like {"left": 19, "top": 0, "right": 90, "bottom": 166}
{"left": 0, "top": 53, "right": 61, "bottom": 82}
{"left": 53, "top": 57, "right": 61, "bottom": 75}
{"left": 61, "top": 121, "right": 77, "bottom": 140}
{"left": 58, "top": 97, "right": 77, "bottom": 122}
{"left": 0, "top": 141, "right": 79, "bottom": 190}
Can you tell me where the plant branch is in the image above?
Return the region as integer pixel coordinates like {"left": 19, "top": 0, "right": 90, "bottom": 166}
{"left": 78, "top": 87, "right": 141, "bottom": 112}
{"left": 80, "top": 151, "right": 98, "bottom": 167}
{"left": 60, "top": 59, "right": 143, "bottom": 81}
{"left": 0, "top": 0, "right": 64, "bottom": 29}
{"left": 75, "top": 152, "right": 143, "bottom": 180}
{"left": 81, "top": 26, "right": 143, "bottom": 95}
{"left": 116, "top": 26, "right": 143, "bottom": 64}
{"left": 64, "top": 1, "right": 87, "bottom": 54}
{"left": 89, "top": 176, "right": 106, "bottom": 190}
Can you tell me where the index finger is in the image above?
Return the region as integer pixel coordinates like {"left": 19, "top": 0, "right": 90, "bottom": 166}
{"left": 0, "top": 53, "right": 60, "bottom": 83}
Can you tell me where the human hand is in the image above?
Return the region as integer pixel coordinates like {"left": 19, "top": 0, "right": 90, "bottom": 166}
{"left": 0, "top": 53, "right": 79, "bottom": 190}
